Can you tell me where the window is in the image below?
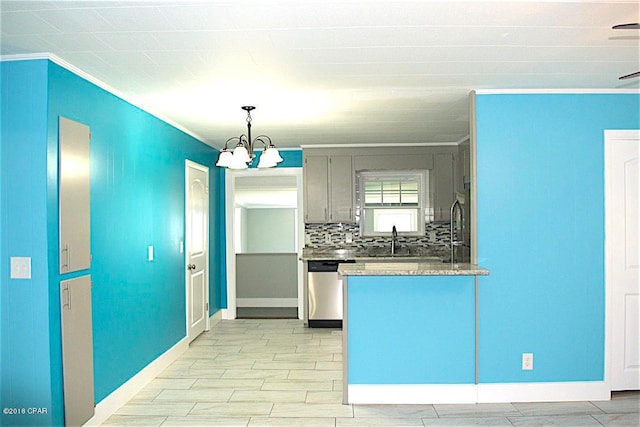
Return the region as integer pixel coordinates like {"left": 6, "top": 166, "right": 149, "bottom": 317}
{"left": 356, "top": 170, "right": 430, "bottom": 236}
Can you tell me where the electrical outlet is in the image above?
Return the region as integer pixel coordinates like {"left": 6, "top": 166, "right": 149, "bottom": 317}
{"left": 522, "top": 353, "right": 533, "bottom": 370}
{"left": 305, "top": 234, "right": 311, "bottom": 245}
{"left": 324, "top": 233, "right": 332, "bottom": 244}
{"left": 345, "top": 232, "right": 353, "bottom": 243}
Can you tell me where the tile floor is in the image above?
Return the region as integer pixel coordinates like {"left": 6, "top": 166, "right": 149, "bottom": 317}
{"left": 103, "top": 319, "right": 639, "bottom": 426}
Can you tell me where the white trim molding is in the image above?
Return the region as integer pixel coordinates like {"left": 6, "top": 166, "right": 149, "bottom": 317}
{"left": 236, "top": 298, "right": 298, "bottom": 307}
{"left": 84, "top": 338, "right": 189, "bottom": 426}
{"left": 474, "top": 89, "right": 640, "bottom": 95}
{"left": 347, "top": 384, "right": 477, "bottom": 404}
{"left": 477, "top": 381, "right": 611, "bottom": 403}
{"left": 209, "top": 308, "right": 223, "bottom": 325}
{"left": 347, "top": 382, "right": 611, "bottom": 405}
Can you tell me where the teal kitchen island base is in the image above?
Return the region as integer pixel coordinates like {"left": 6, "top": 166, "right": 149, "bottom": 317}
{"left": 338, "top": 262, "right": 489, "bottom": 404}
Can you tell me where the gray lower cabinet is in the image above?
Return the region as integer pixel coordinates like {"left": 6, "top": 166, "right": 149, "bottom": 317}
{"left": 60, "top": 275, "right": 95, "bottom": 426}
{"left": 59, "top": 116, "right": 91, "bottom": 273}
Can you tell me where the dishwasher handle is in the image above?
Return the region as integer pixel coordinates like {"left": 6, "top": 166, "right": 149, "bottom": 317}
{"left": 307, "top": 259, "right": 354, "bottom": 272}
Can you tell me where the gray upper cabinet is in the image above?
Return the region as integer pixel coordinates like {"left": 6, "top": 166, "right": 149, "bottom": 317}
{"left": 59, "top": 117, "right": 91, "bottom": 273}
{"left": 303, "top": 154, "right": 354, "bottom": 223}
{"left": 434, "top": 153, "right": 455, "bottom": 221}
{"left": 329, "top": 156, "right": 354, "bottom": 222}
{"left": 303, "top": 146, "right": 458, "bottom": 224}
{"left": 304, "top": 155, "right": 329, "bottom": 222}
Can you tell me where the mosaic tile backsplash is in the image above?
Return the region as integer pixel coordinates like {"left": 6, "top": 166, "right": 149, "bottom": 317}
{"left": 305, "top": 221, "right": 451, "bottom": 250}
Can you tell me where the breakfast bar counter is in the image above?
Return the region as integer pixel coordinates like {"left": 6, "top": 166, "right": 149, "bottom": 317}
{"left": 338, "top": 260, "right": 489, "bottom": 405}
{"left": 338, "top": 261, "right": 489, "bottom": 277}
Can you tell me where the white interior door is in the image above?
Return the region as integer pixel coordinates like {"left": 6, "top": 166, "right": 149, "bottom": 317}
{"left": 606, "top": 130, "right": 640, "bottom": 391}
{"left": 186, "top": 161, "right": 209, "bottom": 343}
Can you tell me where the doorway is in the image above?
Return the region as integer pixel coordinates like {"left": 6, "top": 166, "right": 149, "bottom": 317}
{"left": 605, "top": 130, "right": 639, "bottom": 391}
{"left": 224, "top": 167, "right": 304, "bottom": 319}
{"left": 185, "top": 160, "right": 210, "bottom": 342}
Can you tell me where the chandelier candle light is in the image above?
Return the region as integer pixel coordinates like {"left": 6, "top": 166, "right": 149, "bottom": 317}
{"left": 215, "top": 106, "right": 283, "bottom": 169}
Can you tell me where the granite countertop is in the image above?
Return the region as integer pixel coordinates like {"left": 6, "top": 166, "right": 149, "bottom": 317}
{"left": 338, "top": 261, "right": 490, "bottom": 276}
{"left": 300, "top": 247, "right": 448, "bottom": 262}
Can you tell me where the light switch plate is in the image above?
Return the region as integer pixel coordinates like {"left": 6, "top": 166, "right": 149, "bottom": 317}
{"left": 148, "top": 245, "right": 154, "bottom": 261}
{"left": 10, "top": 257, "right": 31, "bottom": 279}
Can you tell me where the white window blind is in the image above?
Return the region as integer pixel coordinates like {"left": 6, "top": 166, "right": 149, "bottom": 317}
{"left": 357, "top": 171, "right": 429, "bottom": 236}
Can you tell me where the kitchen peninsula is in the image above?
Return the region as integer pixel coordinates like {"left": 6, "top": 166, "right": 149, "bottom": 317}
{"left": 338, "top": 260, "right": 489, "bottom": 405}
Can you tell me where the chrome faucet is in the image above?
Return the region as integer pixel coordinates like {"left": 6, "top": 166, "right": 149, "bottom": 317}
{"left": 450, "top": 199, "right": 464, "bottom": 263}
{"left": 391, "top": 225, "right": 398, "bottom": 255}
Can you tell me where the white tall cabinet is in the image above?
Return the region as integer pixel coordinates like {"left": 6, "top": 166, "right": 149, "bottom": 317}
{"left": 60, "top": 275, "right": 94, "bottom": 426}
{"left": 59, "top": 117, "right": 91, "bottom": 273}
{"left": 58, "top": 116, "right": 94, "bottom": 426}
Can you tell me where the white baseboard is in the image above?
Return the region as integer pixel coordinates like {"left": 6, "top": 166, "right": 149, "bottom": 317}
{"left": 347, "top": 384, "right": 477, "bottom": 404}
{"left": 236, "top": 298, "right": 298, "bottom": 308}
{"left": 347, "top": 382, "right": 612, "bottom": 404}
{"left": 477, "top": 381, "right": 611, "bottom": 403}
{"left": 209, "top": 309, "right": 223, "bottom": 326}
{"left": 84, "top": 337, "right": 189, "bottom": 426}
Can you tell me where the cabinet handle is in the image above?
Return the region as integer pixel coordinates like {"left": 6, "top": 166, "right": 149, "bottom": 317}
{"left": 63, "top": 285, "right": 71, "bottom": 310}
{"left": 61, "top": 245, "right": 69, "bottom": 271}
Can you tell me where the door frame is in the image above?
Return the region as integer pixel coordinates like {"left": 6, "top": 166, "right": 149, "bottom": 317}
{"left": 185, "top": 160, "right": 211, "bottom": 338}
{"left": 224, "top": 167, "right": 305, "bottom": 319}
{"left": 604, "top": 129, "right": 640, "bottom": 390}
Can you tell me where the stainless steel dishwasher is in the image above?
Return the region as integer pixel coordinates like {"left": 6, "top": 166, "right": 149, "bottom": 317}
{"left": 307, "top": 260, "right": 354, "bottom": 328}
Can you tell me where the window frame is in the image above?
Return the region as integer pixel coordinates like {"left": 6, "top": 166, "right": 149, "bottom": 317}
{"left": 356, "top": 170, "right": 430, "bottom": 237}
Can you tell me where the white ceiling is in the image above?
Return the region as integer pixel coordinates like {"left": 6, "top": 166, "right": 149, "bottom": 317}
{"left": 1, "top": 1, "right": 638, "bottom": 149}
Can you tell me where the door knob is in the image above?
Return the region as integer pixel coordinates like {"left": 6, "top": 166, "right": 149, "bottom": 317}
{"left": 187, "top": 263, "right": 196, "bottom": 271}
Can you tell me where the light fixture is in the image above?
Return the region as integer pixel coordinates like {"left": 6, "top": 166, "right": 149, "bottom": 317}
{"left": 215, "top": 106, "right": 283, "bottom": 169}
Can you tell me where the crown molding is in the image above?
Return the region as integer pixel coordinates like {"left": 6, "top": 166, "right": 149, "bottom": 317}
{"left": 474, "top": 88, "right": 640, "bottom": 95}
{"left": 1, "top": 53, "right": 210, "bottom": 145}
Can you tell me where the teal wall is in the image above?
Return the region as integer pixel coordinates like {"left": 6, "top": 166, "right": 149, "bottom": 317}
{"left": 1, "top": 60, "right": 54, "bottom": 425}
{"left": 1, "top": 59, "right": 225, "bottom": 425}
{"left": 345, "top": 92, "right": 639, "bottom": 390}
{"left": 251, "top": 149, "right": 302, "bottom": 169}
{"left": 347, "top": 275, "right": 476, "bottom": 384}
{"left": 475, "top": 92, "right": 640, "bottom": 383}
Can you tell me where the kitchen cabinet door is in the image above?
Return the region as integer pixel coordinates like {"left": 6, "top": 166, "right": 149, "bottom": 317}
{"left": 434, "top": 153, "right": 455, "bottom": 222}
{"left": 59, "top": 116, "right": 91, "bottom": 273}
{"left": 60, "top": 275, "right": 95, "bottom": 426}
{"left": 304, "top": 155, "right": 329, "bottom": 222}
{"left": 329, "top": 155, "right": 354, "bottom": 222}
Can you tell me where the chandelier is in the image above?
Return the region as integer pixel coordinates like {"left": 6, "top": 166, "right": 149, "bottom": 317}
{"left": 215, "top": 106, "right": 283, "bottom": 169}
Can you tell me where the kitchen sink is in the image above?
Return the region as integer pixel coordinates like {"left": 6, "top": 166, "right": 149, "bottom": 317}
{"left": 365, "top": 247, "right": 434, "bottom": 258}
